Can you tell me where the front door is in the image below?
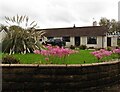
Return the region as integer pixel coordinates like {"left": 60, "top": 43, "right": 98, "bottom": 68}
{"left": 75, "top": 37, "right": 80, "bottom": 46}
{"left": 107, "top": 37, "right": 111, "bottom": 46}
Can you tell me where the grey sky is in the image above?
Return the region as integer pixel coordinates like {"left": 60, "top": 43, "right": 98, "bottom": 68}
{"left": 0, "top": 0, "right": 120, "bottom": 28}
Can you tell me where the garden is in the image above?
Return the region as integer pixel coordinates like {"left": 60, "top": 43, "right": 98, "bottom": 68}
{"left": 1, "top": 45, "right": 120, "bottom": 64}
{"left": 1, "top": 15, "right": 120, "bottom": 64}
{"left": 1, "top": 15, "right": 120, "bottom": 92}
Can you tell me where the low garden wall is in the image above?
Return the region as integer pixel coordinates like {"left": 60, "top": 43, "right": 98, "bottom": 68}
{"left": 2, "top": 61, "right": 120, "bottom": 91}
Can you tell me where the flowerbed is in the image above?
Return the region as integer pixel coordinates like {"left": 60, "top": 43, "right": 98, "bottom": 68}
{"left": 2, "top": 46, "right": 120, "bottom": 64}
{"left": 34, "top": 45, "right": 78, "bottom": 64}
{"left": 91, "top": 48, "right": 120, "bottom": 62}
{"left": 33, "top": 45, "right": 120, "bottom": 64}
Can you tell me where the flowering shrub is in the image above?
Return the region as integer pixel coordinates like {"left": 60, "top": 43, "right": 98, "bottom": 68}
{"left": 34, "top": 45, "right": 78, "bottom": 64}
{"left": 112, "top": 48, "right": 120, "bottom": 59}
{"left": 91, "top": 49, "right": 112, "bottom": 62}
{"left": 112, "top": 48, "right": 120, "bottom": 54}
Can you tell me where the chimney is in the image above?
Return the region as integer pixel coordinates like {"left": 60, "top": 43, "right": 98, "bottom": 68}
{"left": 73, "top": 24, "right": 76, "bottom": 28}
{"left": 93, "top": 21, "right": 97, "bottom": 26}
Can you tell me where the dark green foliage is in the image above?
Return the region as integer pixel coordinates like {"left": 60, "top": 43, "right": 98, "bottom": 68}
{"left": 106, "top": 46, "right": 112, "bottom": 51}
{"left": 70, "top": 45, "right": 75, "bottom": 49}
{"left": 88, "top": 47, "right": 95, "bottom": 49}
{"left": 99, "top": 18, "right": 120, "bottom": 32}
{"left": 117, "top": 39, "right": 120, "bottom": 46}
{"left": 2, "top": 55, "right": 20, "bottom": 64}
{"left": 79, "top": 45, "right": 87, "bottom": 50}
{"left": 95, "top": 48, "right": 104, "bottom": 51}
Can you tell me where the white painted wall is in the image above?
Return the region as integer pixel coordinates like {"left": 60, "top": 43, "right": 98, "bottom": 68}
{"left": 111, "top": 36, "right": 118, "bottom": 47}
{"left": 65, "top": 37, "right": 74, "bottom": 47}
{"left": 41, "top": 35, "right": 117, "bottom": 48}
{"left": 103, "top": 36, "right": 107, "bottom": 48}
{"left": 80, "top": 36, "right": 106, "bottom": 48}
{"left": 107, "top": 35, "right": 118, "bottom": 47}
{"left": 97, "top": 36, "right": 103, "bottom": 48}
{"left": 81, "top": 36, "right": 86, "bottom": 45}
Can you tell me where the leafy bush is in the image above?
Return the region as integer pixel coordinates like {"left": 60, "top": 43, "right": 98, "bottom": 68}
{"left": 79, "top": 45, "right": 87, "bottom": 50}
{"left": 88, "top": 47, "right": 94, "bottom": 49}
{"left": 2, "top": 55, "right": 20, "bottom": 64}
{"left": 70, "top": 45, "right": 75, "bottom": 49}
{"left": 95, "top": 48, "right": 104, "bottom": 51}
{"left": 106, "top": 46, "right": 112, "bottom": 51}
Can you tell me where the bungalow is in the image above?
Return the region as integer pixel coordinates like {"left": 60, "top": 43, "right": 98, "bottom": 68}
{"left": 37, "top": 26, "right": 118, "bottom": 48}
{"left": 0, "top": 26, "right": 118, "bottom": 49}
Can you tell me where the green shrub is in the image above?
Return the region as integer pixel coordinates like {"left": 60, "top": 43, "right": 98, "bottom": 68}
{"left": 106, "top": 46, "right": 112, "bottom": 51}
{"left": 2, "top": 55, "right": 20, "bottom": 64}
{"left": 88, "top": 47, "right": 94, "bottom": 49}
{"left": 115, "top": 46, "right": 119, "bottom": 49}
{"left": 70, "top": 45, "right": 75, "bottom": 49}
{"left": 95, "top": 48, "right": 104, "bottom": 51}
{"left": 79, "top": 45, "right": 87, "bottom": 50}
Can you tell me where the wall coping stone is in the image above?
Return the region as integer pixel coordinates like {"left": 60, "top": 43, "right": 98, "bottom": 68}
{"left": 1, "top": 60, "right": 120, "bottom": 68}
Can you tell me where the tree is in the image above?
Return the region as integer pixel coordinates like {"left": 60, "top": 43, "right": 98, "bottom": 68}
{"left": 2, "top": 15, "right": 45, "bottom": 54}
{"left": 99, "top": 17, "right": 120, "bottom": 32}
{"left": 99, "top": 17, "right": 111, "bottom": 32}
{"left": 117, "top": 21, "right": 120, "bottom": 32}
{"left": 99, "top": 17, "right": 110, "bottom": 28}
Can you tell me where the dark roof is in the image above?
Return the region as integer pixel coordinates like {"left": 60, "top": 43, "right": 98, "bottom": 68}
{"left": 36, "top": 26, "right": 108, "bottom": 37}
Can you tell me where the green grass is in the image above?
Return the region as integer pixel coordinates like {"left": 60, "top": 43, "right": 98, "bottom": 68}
{"left": 65, "top": 50, "right": 97, "bottom": 64}
{"left": 2, "top": 50, "right": 117, "bottom": 64}
{"left": 0, "top": 52, "right": 2, "bottom": 59}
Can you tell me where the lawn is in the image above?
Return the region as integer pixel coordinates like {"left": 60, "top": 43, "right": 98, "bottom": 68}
{"left": 0, "top": 52, "right": 2, "bottom": 59}
{"left": 2, "top": 50, "right": 115, "bottom": 64}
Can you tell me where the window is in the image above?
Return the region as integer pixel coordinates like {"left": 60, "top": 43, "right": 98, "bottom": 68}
{"left": 47, "top": 37, "right": 54, "bottom": 40}
{"left": 62, "top": 36, "right": 70, "bottom": 42}
{"left": 87, "top": 37, "right": 97, "bottom": 44}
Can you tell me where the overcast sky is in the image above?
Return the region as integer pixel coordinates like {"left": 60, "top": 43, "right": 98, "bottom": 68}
{"left": 0, "top": 0, "right": 120, "bottom": 28}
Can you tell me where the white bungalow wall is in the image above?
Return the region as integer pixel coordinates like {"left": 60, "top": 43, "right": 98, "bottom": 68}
{"left": 103, "top": 36, "right": 107, "bottom": 48}
{"left": 97, "top": 36, "right": 103, "bottom": 48}
{"left": 107, "top": 35, "right": 118, "bottom": 47}
{"left": 41, "top": 35, "right": 118, "bottom": 48}
{"left": 111, "top": 36, "right": 117, "bottom": 46}
{"left": 109, "top": 36, "right": 118, "bottom": 47}
{"left": 79, "top": 36, "right": 107, "bottom": 48}
{"left": 65, "top": 37, "right": 74, "bottom": 47}
{"left": 81, "top": 36, "right": 86, "bottom": 45}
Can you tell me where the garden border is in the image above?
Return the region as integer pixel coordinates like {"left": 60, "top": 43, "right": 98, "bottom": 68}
{"left": 1, "top": 60, "right": 120, "bottom": 91}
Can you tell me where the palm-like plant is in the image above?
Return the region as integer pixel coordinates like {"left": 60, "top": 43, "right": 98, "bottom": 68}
{"left": 2, "top": 15, "right": 45, "bottom": 54}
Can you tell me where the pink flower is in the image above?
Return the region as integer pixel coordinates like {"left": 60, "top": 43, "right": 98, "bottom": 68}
{"left": 113, "top": 49, "right": 120, "bottom": 54}
{"left": 40, "top": 50, "right": 49, "bottom": 56}
{"left": 45, "top": 58, "right": 49, "bottom": 61}
{"left": 34, "top": 46, "right": 78, "bottom": 63}
{"left": 33, "top": 50, "right": 41, "bottom": 54}
{"left": 103, "top": 51, "right": 112, "bottom": 56}
{"left": 99, "top": 49, "right": 106, "bottom": 52}
{"left": 91, "top": 49, "right": 112, "bottom": 60}
{"left": 94, "top": 53, "right": 103, "bottom": 59}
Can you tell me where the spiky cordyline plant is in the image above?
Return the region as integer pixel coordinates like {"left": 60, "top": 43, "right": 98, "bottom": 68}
{"left": 2, "top": 15, "right": 45, "bottom": 54}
